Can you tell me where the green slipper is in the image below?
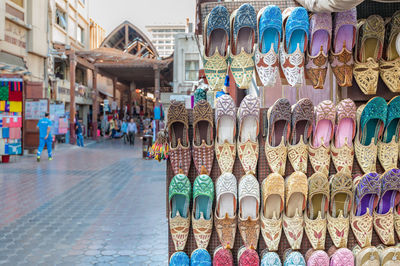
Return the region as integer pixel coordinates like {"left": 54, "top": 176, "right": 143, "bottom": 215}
{"left": 169, "top": 173, "right": 191, "bottom": 251}
{"left": 360, "top": 96, "right": 387, "bottom": 146}
{"left": 169, "top": 174, "right": 191, "bottom": 219}
{"left": 192, "top": 173, "right": 214, "bottom": 249}
{"left": 383, "top": 96, "right": 400, "bottom": 143}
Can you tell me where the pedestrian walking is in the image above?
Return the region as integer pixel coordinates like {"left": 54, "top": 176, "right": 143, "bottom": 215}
{"left": 75, "top": 119, "right": 84, "bottom": 147}
{"left": 36, "top": 112, "right": 53, "bottom": 162}
{"left": 121, "top": 119, "right": 128, "bottom": 144}
{"left": 127, "top": 118, "right": 138, "bottom": 145}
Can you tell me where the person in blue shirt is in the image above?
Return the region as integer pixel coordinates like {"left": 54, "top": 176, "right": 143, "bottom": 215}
{"left": 36, "top": 112, "right": 52, "bottom": 162}
{"left": 75, "top": 119, "right": 84, "bottom": 147}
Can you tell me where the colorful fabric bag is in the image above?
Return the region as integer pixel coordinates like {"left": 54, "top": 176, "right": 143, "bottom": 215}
{"left": 9, "top": 101, "right": 22, "bottom": 112}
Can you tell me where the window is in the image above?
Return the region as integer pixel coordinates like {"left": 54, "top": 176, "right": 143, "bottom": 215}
{"left": 54, "top": 60, "right": 66, "bottom": 80}
{"left": 166, "top": 41, "right": 171, "bottom": 44}
{"left": 77, "top": 25, "right": 84, "bottom": 44}
{"left": 10, "top": 0, "right": 23, "bottom": 7}
{"left": 185, "top": 60, "right": 199, "bottom": 81}
{"left": 56, "top": 8, "right": 67, "bottom": 30}
{"left": 76, "top": 67, "right": 87, "bottom": 86}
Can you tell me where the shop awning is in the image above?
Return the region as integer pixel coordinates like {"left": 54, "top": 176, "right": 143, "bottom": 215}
{"left": 97, "top": 87, "right": 113, "bottom": 97}
{"left": 0, "top": 52, "right": 26, "bottom": 69}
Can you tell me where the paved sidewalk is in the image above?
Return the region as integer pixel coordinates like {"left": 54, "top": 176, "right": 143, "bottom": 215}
{"left": 0, "top": 138, "right": 167, "bottom": 265}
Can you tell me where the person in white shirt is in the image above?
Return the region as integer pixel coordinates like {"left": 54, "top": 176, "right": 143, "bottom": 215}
{"left": 127, "top": 118, "right": 138, "bottom": 146}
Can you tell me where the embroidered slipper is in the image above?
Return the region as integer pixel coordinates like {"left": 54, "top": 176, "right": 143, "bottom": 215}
{"left": 354, "top": 15, "right": 385, "bottom": 95}
{"left": 380, "top": 10, "right": 400, "bottom": 93}
{"left": 238, "top": 174, "right": 260, "bottom": 249}
{"left": 265, "top": 98, "right": 291, "bottom": 176}
{"left": 304, "top": 172, "right": 329, "bottom": 250}
{"left": 331, "top": 99, "right": 356, "bottom": 174}
{"left": 230, "top": 3, "right": 257, "bottom": 89}
{"left": 373, "top": 169, "right": 400, "bottom": 245}
{"left": 191, "top": 248, "right": 212, "bottom": 266}
{"left": 238, "top": 246, "right": 260, "bottom": 266}
{"left": 215, "top": 173, "right": 237, "bottom": 249}
{"left": 280, "top": 7, "right": 309, "bottom": 87}
{"left": 288, "top": 98, "right": 313, "bottom": 173}
{"left": 192, "top": 100, "right": 214, "bottom": 176}
{"left": 355, "top": 97, "right": 387, "bottom": 174}
{"left": 167, "top": 101, "right": 191, "bottom": 176}
{"left": 215, "top": 94, "right": 236, "bottom": 174}
{"left": 283, "top": 171, "right": 307, "bottom": 250}
{"left": 192, "top": 173, "right": 214, "bottom": 249}
{"left": 170, "top": 251, "right": 189, "bottom": 266}
{"left": 203, "top": 6, "right": 230, "bottom": 91}
{"left": 330, "top": 248, "right": 354, "bottom": 266}
{"left": 378, "top": 96, "right": 400, "bottom": 171}
{"left": 309, "top": 100, "right": 335, "bottom": 175}
{"left": 327, "top": 172, "right": 352, "bottom": 248}
{"left": 237, "top": 95, "right": 260, "bottom": 175}
{"left": 261, "top": 250, "right": 281, "bottom": 266}
{"left": 255, "top": 5, "right": 282, "bottom": 87}
{"left": 283, "top": 250, "right": 305, "bottom": 266}
{"left": 306, "top": 12, "right": 332, "bottom": 89}
{"left": 350, "top": 173, "right": 380, "bottom": 248}
{"left": 306, "top": 250, "right": 329, "bottom": 266}
{"left": 213, "top": 246, "right": 234, "bottom": 266}
{"left": 354, "top": 246, "right": 380, "bottom": 266}
{"left": 380, "top": 246, "right": 400, "bottom": 266}
{"left": 261, "top": 173, "right": 284, "bottom": 251}
{"left": 329, "top": 8, "right": 357, "bottom": 87}
{"left": 169, "top": 174, "right": 191, "bottom": 251}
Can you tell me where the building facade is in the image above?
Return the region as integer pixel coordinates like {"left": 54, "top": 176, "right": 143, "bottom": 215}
{"left": 0, "top": 0, "right": 48, "bottom": 84}
{"left": 145, "top": 24, "right": 186, "bottom": 58}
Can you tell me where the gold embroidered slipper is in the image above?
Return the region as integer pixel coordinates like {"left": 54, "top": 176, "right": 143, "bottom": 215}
{"left": 380, "top": 246, "right": 400, "bottom": 266}
{"left": 203, "top": 6, "right": 230, "bottom": 91}
{"left": 327, "top": 172, "right": 352, "bottom": 248}
{"left": 265, "top": 98, "right": 291, "bottom": 176}
{"left": 192, "top": 100, "right": 214, "bottom": 176}
{"left": 331, "top": 98, "right": 356, "bottom": 174}
{"left": 380, "top": 10, "right": 400, "bottom": 93}
{"left": 309, "top": 100, "right": 335, "bottom": 175}
{"left": 230, "top": 4, "right": 257, "bottom": 89}
{"left": 304, "top": 172, "right": 329, "bottom": 250}
{"left": 215, "top": 94, "right": 236, "bottom": 174}
{"left": 261, "top": 173, "right": 284, "bottom": 251}
{"left": 354, "top": 15, "right": 385, "bottom": 95}
{"left": 288, "top": 98, "right": 313, "bottom": 173}
{"left": 237, "top": 95, "right": 260, "bottom": 175}
{"left": 355, "top": 97, "right": 387, "bottom": 174}
{"left": 354, "top": 246, "right": 380, "bottom": 266}
{"left": 283, "top": 171, "right": 308, "bottom": 250}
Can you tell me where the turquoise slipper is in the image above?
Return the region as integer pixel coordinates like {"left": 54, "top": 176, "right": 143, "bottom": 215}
{"left": 190, "top": 248, "right": 211, "bottom": 266}
{"left": 170, "top": 251, "right": 189, "bottom": 266}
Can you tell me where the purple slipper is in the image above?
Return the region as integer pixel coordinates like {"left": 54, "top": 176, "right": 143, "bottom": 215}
{"left": 329, "top": 8, "right": 357, "bottom": 87}
{"left": 373, "top": 169, "right": 400, "bottom": 245}
{"left": 351, "top": 173, "right": 380, "bottom": 247}
{"left": 306, "top": 12, "right": 332, "bottom": 89}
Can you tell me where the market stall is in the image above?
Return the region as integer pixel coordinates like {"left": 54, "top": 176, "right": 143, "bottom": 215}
{"left": 165, "top": 0, "right": 400, "bottom": 265}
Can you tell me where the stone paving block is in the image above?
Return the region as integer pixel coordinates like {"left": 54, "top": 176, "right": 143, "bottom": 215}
{"left": 0, "top": 141, "right": 167, "bottom": 264}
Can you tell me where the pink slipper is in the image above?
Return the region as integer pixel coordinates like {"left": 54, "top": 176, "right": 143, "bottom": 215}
{"left": 238, "top": 246, "right": 259, "bottom": 266}
{"left": 307, "top": 250, "right": 329, "bottom": 266}
{"left": 330, "top": 248, "right": 354, "bottom": 266}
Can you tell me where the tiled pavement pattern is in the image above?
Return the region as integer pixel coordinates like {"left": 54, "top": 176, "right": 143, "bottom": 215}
{"left": 0, "top": 139, "right": 168, "bottom": 265}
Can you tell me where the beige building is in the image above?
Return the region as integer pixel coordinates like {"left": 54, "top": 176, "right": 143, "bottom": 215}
{"left": 89, "top": 18, "right": 105, "bottom": 50}
{"left": 145, "top": 24, "right": 187, "bottom": 58}
{"left": 0, "top": 0, "right": 48, "bottom": 85}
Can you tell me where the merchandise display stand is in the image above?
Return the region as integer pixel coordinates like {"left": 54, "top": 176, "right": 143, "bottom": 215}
{"left": 166, "top": 108, "right": 398, "bottom": 262}
{"left": 0, "top": 75, "right": 24, "bottom": 162}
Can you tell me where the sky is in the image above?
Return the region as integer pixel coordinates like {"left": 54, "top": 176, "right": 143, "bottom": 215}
{"left": 89, "top": 0, "right": 196, "bottom": 37}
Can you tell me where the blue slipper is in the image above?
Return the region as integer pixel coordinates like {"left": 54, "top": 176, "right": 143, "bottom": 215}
{"left": 170, "top": 251, "right": 189, "bottom": 266}
{"left": 383, "top": 96, "right": 400, "bottom": 143}
{"left": 258, "top": 5, "right": 282, "bottom": 54}
{"left": 283, "top": 7, "right": 309, "bottom": 54}
{"left": 283, "top": 250, "right": 305, "bottom": 266}
{"left": 360, "top": 97, "right": 387, "bottom": 146}
{"left": 190, "top": 248, "right": 211, "bottom": 266}
{"left": 261, "top": 251, "right": 282, "bottom": 266}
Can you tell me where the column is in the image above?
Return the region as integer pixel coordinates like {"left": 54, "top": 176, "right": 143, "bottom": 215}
{"left": 153, "top": 65, "right": 160, "bottom": 102}
{"left": 69, "top": 53, "right": 76, "bottom": 144}
{"left": 92, "top": 69, "right": 98, "bottom": 140}
{"left": 113, "top": 77, "right": 117, "bottom": 101}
